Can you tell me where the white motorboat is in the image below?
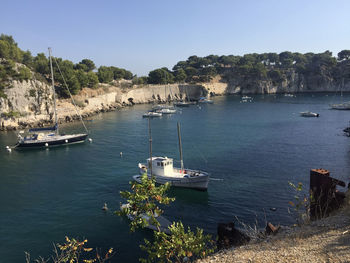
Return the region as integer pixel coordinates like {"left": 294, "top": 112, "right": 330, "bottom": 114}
{"left": 133, "top": 122, "right": 209, "bottom": 191}
{"left": 156, "top": 108, "right": 176, "bottom": 114}
{"left": 300, "top": 111, "right": 320, "bottom": 117}
{"left": 142, "top": 111, "right": 162, "bottom": 118}
{"left": 120, "top": 203, "right": 171, "bottom": 234}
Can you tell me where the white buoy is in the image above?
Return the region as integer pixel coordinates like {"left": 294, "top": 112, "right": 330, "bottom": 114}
{"left": 102, "top": 203, "right": 108, "bottom": 211}
{"left": 6, "top": 146, "right": 10, "bottom": 149}
{"left": 65, "top": 139, "right": 68, "bottom": 143}
{"left": 120, "top": 152, "right": 123, "bottom": 157}
{"left": 6, "top": 146, "right": 11, "bottom": 153}
{"left": 45, "top": 143, "right": 48, "bottom": 147}
{"left": 88, "top": 138, "right": 92, "bottom": 143}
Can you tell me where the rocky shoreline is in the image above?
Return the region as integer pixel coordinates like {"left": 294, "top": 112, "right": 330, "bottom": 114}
{"left": 198, "top": 187, "right": 350, "bottom": 263}
{"left": 0, "top": 82, "right": 211, "bottom": 131}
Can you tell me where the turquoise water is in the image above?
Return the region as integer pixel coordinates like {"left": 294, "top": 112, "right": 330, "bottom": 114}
{"left": 1, "top": 94, "right": 350, "bottom": 262}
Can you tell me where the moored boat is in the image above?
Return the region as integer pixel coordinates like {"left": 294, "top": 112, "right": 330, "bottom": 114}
{"left": 14, "top": 48, "right": 88, "bottom": 149}
{"left": 133, "top": 122, "right": 209, "bottom": 190}
{"left": 198, "top": 97, "right": 214, "bottom": 104}
{"left": 240, "top": 96, "right": 253, "bottom": 103}
{"left": 300, "top": 111, "right": 320, "bottom": 117}
{"left": 174, "top": 101, "right": 191, "bottom": 107}
{"left": 142, "top": 111, "right": 162, "bottom": 118}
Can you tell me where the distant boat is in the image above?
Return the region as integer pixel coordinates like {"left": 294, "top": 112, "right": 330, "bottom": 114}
{"left": 142, "top": 111, "right": 162, "bottom": 118}
{"left": 284, "top": 93, "right": 296, "bottom": 97}
{"left": 329, "top": 78, "right": 350, "bottom": 110}
{"left": 330, "top": 102, "right": 350, "bottom": 110}
{"left": 240, "top": 96, "right": 253, "bottom": 103}
{"left": 157, "top": 108, "right": 176, "bottom": 114}
{"left": 14, "top": 48, "right": 88, "bottom": 149}
{"left": 133, "top": 122, "right": 209, "bottom": 190}
{"left": 120, "top": 203, "right": 171, "bottom": 234}
{"left": 174, "top": 101, "right": 191, "bottom": 107}
{"left": 300, "top": 111, "right": 320, "bottom": 117}
{"left": 198, "top": 97, "right": 214, "bottom": 104}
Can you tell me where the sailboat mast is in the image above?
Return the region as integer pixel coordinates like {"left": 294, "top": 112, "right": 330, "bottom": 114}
{"left": 177, "top": 122, "right": 184, "bottom": 171}
{"left": 148, "top": 118, "right": 153, "bottom": 177}
{"left": 48, "top": 48, "right": 58, "bottom": 134}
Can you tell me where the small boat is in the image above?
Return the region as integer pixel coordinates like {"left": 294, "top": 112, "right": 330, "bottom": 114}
{"left": 174, "top": 101, "right": 191, "bottom": 107}
{"left": 284, "top": 93, "right": 296, "bottom": 97}
{"left": 14, "top": 48, "right": 88, "bottom": 149}
{"left": 300, "top": 111, "right": 320, "bottom": 117}
{"left": 156, "top": 108, "right": 176, "bottom": 114}
{"left": 330, "top": 102, "right": 350, "bottom": 110}
{"left": 329, "top": 78, "right": 350, "bottom": 110}
{"left": 133, "top": 122, "right": 209, "bottom": 190}
{"left": 240, "top": 96, "right": 253, "bottom": 103}
{"left": 142, "top": 111, "right": 162, "bottom": 118}
{"left": 120, "top": 203, "right": 171, "bottom": 234}
{"left": 198, "top": 97, "right": 214, "bottom": 104}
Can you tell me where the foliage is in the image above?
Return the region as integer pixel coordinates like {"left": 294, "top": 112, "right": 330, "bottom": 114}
{"left": 75, "top": 59, "right": 95, "bottom": 72}
{"left": 337, "top": 50, "right": 350, "bottom": 61}
{"left": 97, "top": 66, "right": 114, "bottom": 83}
{"left": 17, "top": 66, "right": 32, "bottom": 81}
{"left": 86, "top": 71, "right": 99, "bottom": 89}
{"left": 148, "top": 68, "right": 174, "bottom": 84}
{"left": 140, "top": 222, "right": 215, "bottom": 263}
{"left": 132, "top": 76, "right": 148, "bottom": 85}
{"left": 118, "top": 175, "right": 215, "bottom": 262}
{"left": 1, "top": 111, "right": 21, "bottom": 118}
{"left": 118, "top": 174, "right": 175, "bottom": 232}
{"left": 288, "top": 182, "right": 311, "bottom": 225}
{"left": 25, "top": 236, "right": 114, "bottom": 263}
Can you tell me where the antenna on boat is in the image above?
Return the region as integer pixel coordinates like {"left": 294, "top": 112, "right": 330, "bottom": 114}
{"left": 48, "top": 47, "right": 58, "bottom": 134}
{"left": 148, "top": 118, "right": 153, "bottom": 177}
{"left": 177, "top": 122, "right": 184, "bottom": 172}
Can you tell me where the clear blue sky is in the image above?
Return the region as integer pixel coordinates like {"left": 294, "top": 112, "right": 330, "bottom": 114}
{"left": 1, "top": 0, "right": 350, "bottom": 76}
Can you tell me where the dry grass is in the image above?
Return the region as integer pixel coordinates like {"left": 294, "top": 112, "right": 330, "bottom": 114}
{"left": 199, "top": 192, "right": 350, "bottom": 263}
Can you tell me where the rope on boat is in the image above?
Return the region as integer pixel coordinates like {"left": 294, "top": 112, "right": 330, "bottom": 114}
{"left": 53, "top": 57, "right": 89, "bottom": 135}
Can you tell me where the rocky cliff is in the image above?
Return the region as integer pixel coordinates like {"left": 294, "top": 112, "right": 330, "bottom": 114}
{"left": 1, "top": 65, "right": 349, "bottom": 131}
{"left": 0, "top": 79, "right": 208, "bottom": 130}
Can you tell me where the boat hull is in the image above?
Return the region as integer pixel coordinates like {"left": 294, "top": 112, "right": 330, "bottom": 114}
{"left": 16, "top": 134, "right": 88, "bottom": 148}
{"left": 133, "top": 174, "right": 209, "bottom": 191}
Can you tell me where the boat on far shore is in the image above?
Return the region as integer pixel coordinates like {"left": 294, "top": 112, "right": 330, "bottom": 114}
{"left": 329, "top": 102, "right": 350, "bottom": 110}
{"left": 174, "top": 101, "right": 191, "bottom": 107}
{"left": 198, "top": 96, "right": 214, "bottom": 104}
{"left": 240, "top": 96, "right": 253, "bottom": 103}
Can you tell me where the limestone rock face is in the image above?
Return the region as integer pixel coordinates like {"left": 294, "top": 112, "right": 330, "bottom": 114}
{"left": 0, "top": 79, "right": 54, "bottom": 129}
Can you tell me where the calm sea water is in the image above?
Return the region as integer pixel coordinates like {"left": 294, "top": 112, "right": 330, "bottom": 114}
{"left": 1, "top": 94, "right": 350, "bottom": 262}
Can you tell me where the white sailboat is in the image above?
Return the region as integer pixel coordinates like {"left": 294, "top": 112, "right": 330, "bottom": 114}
{"left": 330, "top": 78, "right": 350, "bottom": 110}
{"left": 14, "top": 48, "right": 88, "bottom": 148}
{"left": 133, "top": 122, "right": 209, "bottom": 191}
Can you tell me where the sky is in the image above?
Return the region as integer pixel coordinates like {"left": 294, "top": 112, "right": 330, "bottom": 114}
{"left": 1, "top": 0, "right": 350, "bottom": 76}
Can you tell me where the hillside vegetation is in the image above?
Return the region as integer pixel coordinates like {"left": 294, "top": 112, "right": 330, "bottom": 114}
{"left": 1, "top": 34, "right": 350, "bottom": 98}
